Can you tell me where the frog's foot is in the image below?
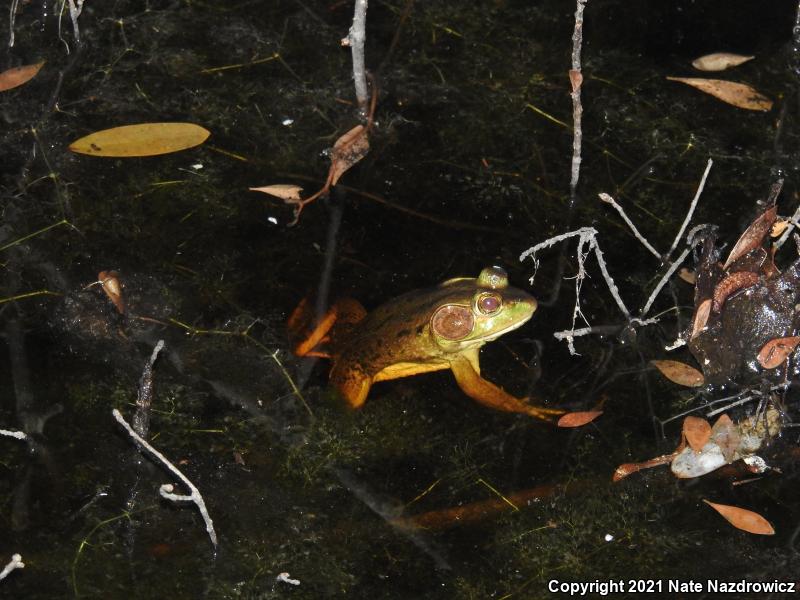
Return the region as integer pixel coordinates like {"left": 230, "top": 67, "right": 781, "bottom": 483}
{"left": 450, "top": 355, "right": 564, "bottom": 422}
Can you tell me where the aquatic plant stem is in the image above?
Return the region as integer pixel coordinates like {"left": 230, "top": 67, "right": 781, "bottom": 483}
{"left": 0, "top": 429, "right": 26, "bottom": 440}
{"left": 113, "top": 408, "right": 218, "bottom": 548}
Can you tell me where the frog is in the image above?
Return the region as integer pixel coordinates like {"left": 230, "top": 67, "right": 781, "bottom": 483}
{"left": 289, "top": 266, "right": 564, "bottom": 421}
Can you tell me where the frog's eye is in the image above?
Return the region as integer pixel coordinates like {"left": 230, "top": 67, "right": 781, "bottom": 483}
{"left": 477, "top": 292, "right": 502, "bottom": 315}
{"left": 431, "top": 305, "right": 474, "bottom": 340}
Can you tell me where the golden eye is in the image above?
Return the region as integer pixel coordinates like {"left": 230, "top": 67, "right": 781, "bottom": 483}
{"left": 477, "top": 292, "right": 501, "bottom": 315}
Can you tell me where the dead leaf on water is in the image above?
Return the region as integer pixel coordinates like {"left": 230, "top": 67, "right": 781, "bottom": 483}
{"left": 771, "top": 219, "right": 790, "bottom": 237}
{"left": 683, "top": 416, "right": 712, "bottom": 452}
{"left": 703, "top": 500, "right": 775, "bottom": 535}
{"left": 678, "top": 268, "right": 696, "bottom": 285}
{"left": 723, "top": 206, "right": 776, "bottom": 269}
{"left": 650, "top": 359, "right": 705, "bottom": 387}
{"left": 757, "top": 335, "right": 800, "bottom": 369}
{"left": 69, "top": 123, "right": 210, "bottom": 157}
{"left": 98, "top": 270, "right": 125, "bottom": 315}
{"left": 557, "top": 411, "right": 603, "bottom": 428}
{"left": 691, "top": 52, "right": 754, "bottom": 72}
{"left": 666, "top": 77, "right": 773, "bottom": 111}
{"left": 711, "top": 414, "right": 740, "bottom": 462}
{"left": 329, "top": 124, "right": 369, "bottom": 187}
{"left": 249, "top": 184, "right": 304, "bottom": 202}
{"left": 0, "top": 61, "right": 44, "bottom": 92}
{"left": 690, "top": 298, "right": 712, "bottom": 340}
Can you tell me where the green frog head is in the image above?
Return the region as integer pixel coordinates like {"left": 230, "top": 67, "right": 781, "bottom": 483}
{"left": 431, "top": 266, "right": 537, "bottom": 353}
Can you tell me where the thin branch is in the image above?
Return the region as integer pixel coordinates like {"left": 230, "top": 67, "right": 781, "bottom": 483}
{"left": 598, "top": 193, "right": 661, "bottom": 259}
{"left": 666, "top": 158, "right": 712, "bottom": 259}
{"left": 113, "top": 409, "right": 218, "bottom": 548}
{"left": 568, "top": 0, "right": 587, "bottom": 208}
{"left": 0, "top": 554, "right": 24, "bottom": 581}
{"left": 0, "top": 429, "right": 26, "bottom": 440}
{"left": 343, "top": 0, "right": 369, "bottom": 113}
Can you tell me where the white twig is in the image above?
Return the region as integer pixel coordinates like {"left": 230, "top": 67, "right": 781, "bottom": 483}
{"left": 112, "top": 409, "right": 218, "bottom": 547}
{"left": 776, "top": 203, "right": 800, "bottom": 250}
{"left": 1, "top": 429, "right": 26, "bottom": 440}
{"left": 666, "top": 158, "right": 712, "bottom": 259}
{"left": 0, "top": 554, "right": 24, "bottom": 581}
{"left": 8, "top": 0, "right": 18, "bottom": 47}
{"left": 598, "top": 193, "right": 661, "bottom": 259}
{"left": 589, "top": 236, "right": 630, "bottom": 318}
{"left": 343, "top": 0, "right": 369, "bottom": 113}
{"left": 640, "top": 246, "right": 691, "bottom": 317}
{"left": 276, "top": 572, "right": 301, "bottom": 586}
{"left": 568, "top": 0, "right": 587, "bottom": 206}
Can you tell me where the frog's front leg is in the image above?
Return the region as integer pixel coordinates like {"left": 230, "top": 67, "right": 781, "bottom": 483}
{"left": 449, "top": 355, "right": 564, "bottom": 421}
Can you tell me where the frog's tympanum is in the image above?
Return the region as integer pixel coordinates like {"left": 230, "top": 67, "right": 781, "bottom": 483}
{"left": 289, "top": 266, "right": 564, "bottom": 420}
{"left": 688, "top": 204, "right": 800, "bottom": 385}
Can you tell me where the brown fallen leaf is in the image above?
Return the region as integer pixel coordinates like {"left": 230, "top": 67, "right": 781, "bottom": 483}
{"left": 683, "top": 416, "right": 712, "bottom": 452}
{"left": 771, "top": 219, "right": 790, "bottom": 238}
{"left": 678, "top": 268, "right": 696, "bottom": 285}
{"left": 691, "top": 52, "right": 755, "bottom": 72}
{"left": 666, "top": 77, "right": 773, "bottom": 111}
{"left": 712, "top": 271, "right": 759, "bottom": 313}
{"left": 722, "top": 206, "right": 777, "bottom": 270}
{"left": 757, "top": 336, "right": 800, "bottom": 369}
{"left": 98, "top": 270, "right": 125, "bottom": 315}
{"left": 557, "top": 411, "right": 603, "bottom": 428}
{"left": 711, "top": 414, "right": 740, "bottom": 463}
{"left": 329, "top": 124, "right": 369, "bottom": 187}
{"left": 690, "top": 298, "right": 712, "bottom": 340}
{"left": 0, "top": 61, "right": 44, "bottom": 92}
{"left": 249, "top": 184, "right": 304, "bottom": 202}
{"left": 703, "top": 500, "right": 775, "bottom": 535}
{"left": 650, "top": 359, "right": 705, "bottom": 387}
{"left": 69, "top": 123, "right": 211, "bottom": 157}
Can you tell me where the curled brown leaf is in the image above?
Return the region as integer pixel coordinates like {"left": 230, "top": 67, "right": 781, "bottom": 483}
{"left": 666, "top": 77, "right": 773, "bottom": 111}
{"left": 712, "top": 271, "right": 759, "bottom": 312}
{"left": 723, "top": 206, "right": 777, "bottom": 270}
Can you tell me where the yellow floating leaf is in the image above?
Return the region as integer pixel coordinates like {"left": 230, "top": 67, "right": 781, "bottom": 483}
{"left": 250, "top": 184, "right": 304, "bottom": 202}
{"left": 0, "top": 61, "right": 44, "bottom": 92}
{"left": 703, "top": 500, "right": 775, "bottom": 535}
{"left": 650, "top": 359, "right": 705, "bottom": 387}
{"left": 666, "top": 77, "right": 773, "bottom": 111}
{"left": 557, "top": 411, "right": 603, "bottom": 428}
{"left": 683, "top": 416, "right": 712, "bottom": 452}
{"left": 691, "top": 52, "right": 754, "bottom": 72}
{"left": 69, "top": 123, "right": 210, "bottom": 157}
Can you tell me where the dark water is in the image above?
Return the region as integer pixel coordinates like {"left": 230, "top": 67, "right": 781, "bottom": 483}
{"left": 2, "top": 1, "right": 800, "bottom": 598}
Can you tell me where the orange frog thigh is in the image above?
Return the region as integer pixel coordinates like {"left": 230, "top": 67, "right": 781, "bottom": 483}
{"left": 448, "top": 355, "right": 564, "bottom": 421}
{"left": 330, "top": 364, "right": 373, "bottom": 408}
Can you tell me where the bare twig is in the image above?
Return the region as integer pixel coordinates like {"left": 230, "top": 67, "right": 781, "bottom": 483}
{"left": 0, "top": 554, "right": 24, "bottom": 581}
{"left": 666, "top": 158, "right": 713, "bottom": 259}
{"left": 0, "top": 429, "right": 26, "bottom": 440}
{"left": 568, "top": 0, "right": 587, "bottom": 208}
{"left": 132, "top": 340, "right": 165, "bottom": 438}
{"left": 598, "top": 193, "right": 661, "bottom": 259}
{"left": 112, "top": 409, "right": 218, "bottom": 548}
{"left": 343, "top": 0, "right": 369, "bottom": 113}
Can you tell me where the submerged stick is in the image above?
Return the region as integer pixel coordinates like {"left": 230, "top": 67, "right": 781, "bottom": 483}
{"left": 344, "top": 0, "right": 369, "bottom": 112}
{"left": 113, "top": 409, "right": 218, "bottom": 548}
{"left": 0, "top": 554, "right": 24, "bottom": 581}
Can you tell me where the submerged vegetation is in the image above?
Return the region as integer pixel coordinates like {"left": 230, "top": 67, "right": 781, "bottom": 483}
{"left": 2, "top": 0, "right": 800, "bottom": 597}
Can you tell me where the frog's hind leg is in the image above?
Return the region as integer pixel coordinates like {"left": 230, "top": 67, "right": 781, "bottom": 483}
{"left": 449, "top": 355, "right": 564, "bottom": 421}
{"left": 288, "top": 297, "right": 366, "bottom": 357}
